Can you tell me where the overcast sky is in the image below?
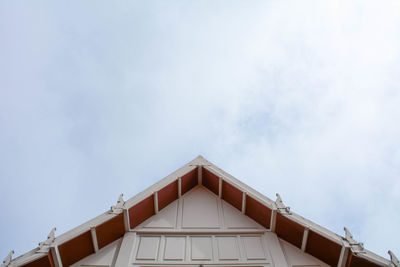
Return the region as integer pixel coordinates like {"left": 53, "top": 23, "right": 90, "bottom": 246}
{"left": 1, "top": 0, "right": 399, "bottom": 261}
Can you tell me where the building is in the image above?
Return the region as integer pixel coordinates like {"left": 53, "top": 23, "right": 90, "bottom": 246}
{"left": 2, "top": 156, "right": 398, "bottom": 267}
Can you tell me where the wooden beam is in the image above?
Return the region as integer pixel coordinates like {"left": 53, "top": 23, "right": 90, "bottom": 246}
{"left": 337, "top": 245, "right": 349, "bottom": 267}
{"left": 123, "top": 208, "right": 130, "bottom": 232}
{"left": 198, "top": 166, "right": 202, "bottom": 185}
{"left": 50, "top": 246, "right": 63, "bottom": 267}
{"left": 218, "top": 177, "right": 222, "bottom": 198}
{"left": 178, "top": 177, "right": 182, "bottom": 198}
{"left": 301, "top": 227, "right": 309, "bottom": 251}
{"left": 90, "top": 227, "right": 99, "bottom": 253}
{"left": 242, "top": 192, "right": 246, "bottom": 214}
{"left": 270, "top": 209, "right": 277, "bottom": 232}
{"left": 153, "top": 192, "right": 159, "bottom": 214}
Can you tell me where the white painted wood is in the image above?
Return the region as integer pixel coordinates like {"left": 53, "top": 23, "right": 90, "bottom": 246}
{"left": 141, "top": 201, "right": 178, "bottom": 229}
{"left": 182, "top": 188, "right": 219, "bottom": 228}
{"left": 217, "top": 236, "right": 240, "bottom": 260}
{"left": 212, "top": 235, "right": 218, "bottom": 261}
{"left": 131, "top": 233, "right": 274, "bottom": 265}
{"left": 90, "top": 227, "right": 99, "bottom": 253}
{"left": 242, "top": 192, "right": 246, "bottom": 214}
{"left": 237, "top": 235, "right": 246, "bottom": 261}
{"left": 337, "top": 245, "right": 349, "bottom": 267}
{"left": 176, "top": 198, "right": 183, "bottom": 229}
{"left": 270, "top": 209, "right": 277, "bottom": 232}
{"left": 50, "top": 246, "right": 63, "bottom": 267}
{"left": 157, "top": 235, "right": 165, "bottom": 262}
{"left": 217, "top": 195, "right": 225, "bottom": 230}
{"left": 178, "top": 177, "right": 182, "bottom": 198}
{"left": 137, "top": 187, "right": 264, "bottom": 231}
{"left": 279, "top": 239, "right": 329, "bottom": 267}
{"left": 198, "top": 166, "right": 202, "bottom": 185}
{"left": 136, "top": 236, "right": 160, "bottom": 260}
{"left": 260, "top": 232, "right": 274, "bottom": 263}
{"left": 154, "top": 192, "right": 159, "bottom": 214}
{"left": 123, "top": 208, "right": 130, "bottom": 232}
{"left": 71, "top": 238, "right": 121, "bottom": 267}
{"left": 218, "top": 177, "right": 222, "bottom": 198}
{"left": 222, "top": 201, "right": 261, "bottom": 229}
{"left": 185, "top": 235, "right": 190, "bottom": 262}
{"left": 11, "top": 156, "right": 390, "bottom": 267}
{"left": 263, "top": 232, "right": 288, "bottom": 267}
{"left": 164, "top": 236, "right": 186, "bottom": 260}
{"left": 242, "top": 236, "right": 266, "bottom": 260}
{"left": 114, "top": 232, "right": 136, "bottom": 267}
{"left": 301, "top": 227, "right": 309, "bottom": 251}
{"left": 191, "top": 236, "right": 213, "bottom": 260}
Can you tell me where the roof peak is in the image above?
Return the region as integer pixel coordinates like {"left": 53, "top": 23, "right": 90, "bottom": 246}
{"left": 5, "top": 156, "right": 394, "bottom": 267}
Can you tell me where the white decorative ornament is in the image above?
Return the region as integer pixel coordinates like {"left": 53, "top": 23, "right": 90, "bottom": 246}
{"left": 389, "top": 250, "right": 400, "bottom": 267}
{"left": 343, "top": 227, "right": 364, "bottom": 253}
{"left": 37, "top": 227, "right": 56, "bottom": 253}
{"left": 1, "top": 250, "right": 14, "bottom": 267}
{"left": 275, "top": 193, "right": 291, "bottom": 214}
{"left": 110, "top": 194, "right": 125, "bottom": 214}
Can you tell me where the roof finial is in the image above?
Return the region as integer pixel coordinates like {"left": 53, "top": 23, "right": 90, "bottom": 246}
{"left": 389, "top": 250, "right": 399, "bottom": 267}
{"left": 110, "top": 194, "right": 125, "bottom": 214}
{"left": 275, "top": 193, "right": 291, "bottom": 214}
{"left": 343, "top": 227, "right": 364, "bottom": 253}
{"left": 37, "top": 227, "right": 56, "bottom": 253}
{"left": 1, "top": 250, "right": 14, "bottom": 267}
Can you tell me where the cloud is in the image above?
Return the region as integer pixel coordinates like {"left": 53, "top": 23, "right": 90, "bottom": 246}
{"left": 1, "top": 0, "right": 399, "bottom": 259}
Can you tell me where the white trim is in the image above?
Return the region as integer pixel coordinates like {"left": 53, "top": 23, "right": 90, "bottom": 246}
{"left": 242, "top": 192, "right": 246, "bottom": 214}
{"left": 337, "top": 245, "right": 348, "bottom": 267}
{"left": 263, "top": 232, "right": 288, "bottom": 267}
{"left": 301, "top": 227, "right": 309, "bottom": 251}
{"left": 7, "top": 155, "right": 392, "bottom": 267}
{"left": 133, "top": 229, "right": 268, "bottom": 235}
{"left": 51, "top": 245, "right": 63, "bottom": 267}
{"left": 178, "top": 177, "right": 182, "bottom": 198}
{"left": 114, "top": 232, "right": 136, "bottom": 267}
{"left": 123, "top": 208, "right": 130, "bottom": 232}
{"left": 90, "top": 227, "right": 99, "bottom": 253}
{"left": 270, "top": 209, "right": 277, "bottom": 232}
{"left": 154, "top": 192, "right": 159, "bottom": 214}
{"left": 218, "top": 177, "right": 222, "bottom": 198}
{"left": 198, "top": 166, "right": 202, "bottom": 185}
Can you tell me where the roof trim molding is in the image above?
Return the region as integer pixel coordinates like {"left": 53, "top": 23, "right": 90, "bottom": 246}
{"left": 7, "top": 155, "right": 393, "bottom": 267}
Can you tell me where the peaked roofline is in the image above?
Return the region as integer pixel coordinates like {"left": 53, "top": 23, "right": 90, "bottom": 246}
{"left": 6, "top": 155, "right": 394, "bottom": 267}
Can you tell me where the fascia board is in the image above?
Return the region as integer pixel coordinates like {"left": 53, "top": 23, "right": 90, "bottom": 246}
{"left": 9, "top": 155, "right": 392, "bottom": 267}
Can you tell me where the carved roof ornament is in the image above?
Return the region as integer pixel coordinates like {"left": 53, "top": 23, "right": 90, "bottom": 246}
{"left": 1, "top": 250, "right": 14, "bottom": 267}
{"left": 2, "top": 156, "right": 396, "bottom": 267}
{"left": 343, "top": 227, "right": 364, "bottom": 253}
{"left": 110, "top": 194, "right": 125, "bottom": 214}
{"left": 275, "top": 193, "right": 291, "bottom": 214}
{"left": 37, "top": 227, "right": 56, "bottom": 253}
{"left": 389, "top": 250, "right": 400, "bottom": 267}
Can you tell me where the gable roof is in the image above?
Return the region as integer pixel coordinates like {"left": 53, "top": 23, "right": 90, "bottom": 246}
{"left": 4, "top": 155, "right": 396, "bottom": 267}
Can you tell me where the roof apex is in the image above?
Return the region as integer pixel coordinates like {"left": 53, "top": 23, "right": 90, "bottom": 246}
{"left": 7, "top": 156, "right": 393, "bottom": 267}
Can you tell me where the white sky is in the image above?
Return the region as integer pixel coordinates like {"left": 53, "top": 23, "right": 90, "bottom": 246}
{"left": 1, "top": 0, "right": 399, "bottom": 260}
